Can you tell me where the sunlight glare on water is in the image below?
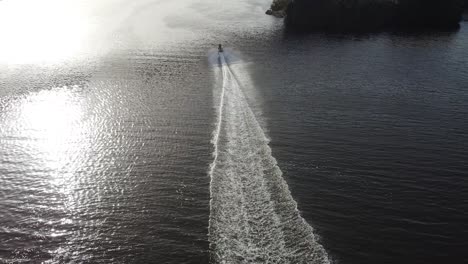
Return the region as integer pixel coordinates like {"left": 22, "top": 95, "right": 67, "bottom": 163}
{"left": 18, "top": 88, "right": 86, "bottom": 169}
{"left": 1, "top": 87, "right": 89, "bottom": 206}
{"left": 0, "top": 0, "right": 89, "bottom": 64}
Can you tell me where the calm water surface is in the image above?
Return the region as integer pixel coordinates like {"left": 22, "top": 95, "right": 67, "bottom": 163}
{"left": 0, "top": 0, "right": 467, "bottom": 263}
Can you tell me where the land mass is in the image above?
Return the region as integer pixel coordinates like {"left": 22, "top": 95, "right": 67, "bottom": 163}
{"left": 267, "top": 0, "right": 467, "bottom": 31}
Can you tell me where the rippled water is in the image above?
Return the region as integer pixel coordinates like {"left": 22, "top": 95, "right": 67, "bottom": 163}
{"left": 0, "top": 51, "right": 213, "bottom": 262}
{"left": 1, "top": 0, "right": 468, "bottom": 263}
{"left": 250, "top": 30, "right": 468, "bottom": 264}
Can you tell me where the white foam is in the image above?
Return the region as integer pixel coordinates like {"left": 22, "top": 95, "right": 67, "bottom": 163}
{"left": 208, "top": 53, "right": 330, "bottom": 263}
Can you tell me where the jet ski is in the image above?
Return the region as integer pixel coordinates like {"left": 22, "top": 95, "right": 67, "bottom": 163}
{"left": 218, "top": 44, "right": 223, "bottom": 53}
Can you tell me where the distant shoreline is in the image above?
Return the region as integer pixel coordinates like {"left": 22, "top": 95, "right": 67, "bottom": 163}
{"left": 267, "top": 0, "right": 467, "bottom": 32}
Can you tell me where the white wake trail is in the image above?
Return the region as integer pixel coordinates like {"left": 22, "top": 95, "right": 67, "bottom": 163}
{"left": 209, "top": 55, "right": 228, "bottom": 177}
{"left": 209, "top": 53, "right": 330, "bottom": 264}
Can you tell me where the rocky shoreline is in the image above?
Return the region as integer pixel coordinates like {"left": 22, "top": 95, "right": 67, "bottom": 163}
{"left": 265, "top": 9, "right": 286, "bottom": 18}
{"left": 265, "top": 0, "right": 290, "bottom": 18}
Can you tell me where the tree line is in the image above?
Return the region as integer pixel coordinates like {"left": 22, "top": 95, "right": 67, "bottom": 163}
{"left": 270, "top": 0, "right": 466, "bottom": 31}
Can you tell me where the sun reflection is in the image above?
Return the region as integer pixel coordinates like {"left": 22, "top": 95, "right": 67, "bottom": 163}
{"left": 0, "top": 0, "right": 89, "bottom": 64}
{"left": 15, "top": 87, "right": 89, "bottom": 196}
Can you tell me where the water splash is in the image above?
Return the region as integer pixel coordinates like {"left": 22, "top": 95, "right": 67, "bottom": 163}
{"left": 208, "top": 53, "right": 330, "bottom": 263}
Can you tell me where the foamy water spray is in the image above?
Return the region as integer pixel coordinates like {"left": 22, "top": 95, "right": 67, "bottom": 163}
{"left": 208, "top": 52, "right": 330, "bottom": 263}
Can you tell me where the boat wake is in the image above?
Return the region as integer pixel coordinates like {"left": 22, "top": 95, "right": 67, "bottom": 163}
{"left": 208, "top": 52, "right": 330, "bottom": 263}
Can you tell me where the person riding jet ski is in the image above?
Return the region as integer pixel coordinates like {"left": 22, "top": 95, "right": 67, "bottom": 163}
{"left": 218, "top": 44, "right": 223, "bottom": 53}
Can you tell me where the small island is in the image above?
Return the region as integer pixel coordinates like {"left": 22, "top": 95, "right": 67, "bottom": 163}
{"left": 267, "top": 0, "right": 467, "bottom": 31}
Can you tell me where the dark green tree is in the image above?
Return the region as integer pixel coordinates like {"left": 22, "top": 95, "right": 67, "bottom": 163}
{"left": 284, "top": 0, "right": 463, "bottom": 31}
{"left": 397, "top": 0, "right": 463, "bottom": 27}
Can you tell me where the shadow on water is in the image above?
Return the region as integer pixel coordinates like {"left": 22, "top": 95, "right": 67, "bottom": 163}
{"left": 240, "top": 20, "right": 468, "bottom": 264}
{"left": 282, "top": 21, "right": 461, "bottom": 41}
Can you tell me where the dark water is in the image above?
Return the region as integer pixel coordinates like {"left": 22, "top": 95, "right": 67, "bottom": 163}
{"left": 1, "top": 0, "right": 468, "bottom": 263}
{"left": 245, "top": 31, "right": 468, "bottom": 264}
